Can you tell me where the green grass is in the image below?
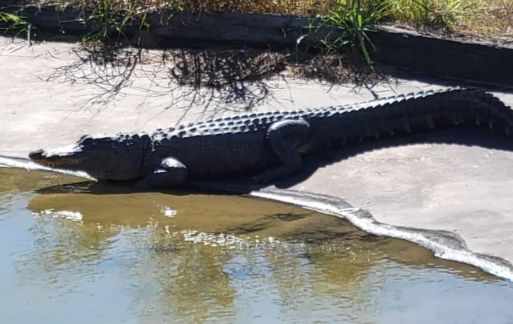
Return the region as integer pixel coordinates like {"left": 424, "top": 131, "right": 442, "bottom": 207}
{"left": 81, "top": 0, "right": 150, "bottom": 42}
{"left": 0, "top": 10, "right": 36, "bottom": 42}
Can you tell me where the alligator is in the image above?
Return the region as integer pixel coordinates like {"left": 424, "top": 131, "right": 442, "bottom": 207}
{"left": 29, "top": 88, "right": 513, "bottom": 188}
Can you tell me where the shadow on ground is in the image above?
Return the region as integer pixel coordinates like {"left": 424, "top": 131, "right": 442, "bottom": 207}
{"left": 44, "top": 42, "right": 384, "bottom": 118}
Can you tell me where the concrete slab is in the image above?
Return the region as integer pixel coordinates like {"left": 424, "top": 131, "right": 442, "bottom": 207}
{"left": 2, "top": 36, "right": 513, "bottom": 278}
{"left": 260, "top": 127, "right": 513, "bottom": 278}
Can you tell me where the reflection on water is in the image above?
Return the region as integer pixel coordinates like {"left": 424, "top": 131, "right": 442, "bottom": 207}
{"left": 1, "top": 167, "right": 513, "bottom": 323}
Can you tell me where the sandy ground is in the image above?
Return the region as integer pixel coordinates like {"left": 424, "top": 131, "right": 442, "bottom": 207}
{"left": 2, "top": 36, "right": 513, "bottom": 273}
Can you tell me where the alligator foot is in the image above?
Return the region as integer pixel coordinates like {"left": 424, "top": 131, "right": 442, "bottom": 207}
{"left": 136, "top": 157, "right": 188, "bottom": 188}
{"left": 254, "top": 118, "right": 310, "bottom": 184}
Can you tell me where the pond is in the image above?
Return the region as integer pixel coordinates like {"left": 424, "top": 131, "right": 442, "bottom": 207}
{"left": 1, "top": 167, "right": 513, "bottom": 323}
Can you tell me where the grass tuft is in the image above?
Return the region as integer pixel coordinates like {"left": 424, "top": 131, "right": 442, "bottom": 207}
{"left": 0, "top": 10, "right": 33, "bottom": 41}
{"left": 81, "top": 0, "right": 153, "bottom": 42}
{"left": 313, "top": 0, "right": 389, "bottom": 69}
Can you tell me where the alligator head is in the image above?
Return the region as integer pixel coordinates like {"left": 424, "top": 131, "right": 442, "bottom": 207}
{"left": 29, "top": 134, "right": 151, "bottom": 181}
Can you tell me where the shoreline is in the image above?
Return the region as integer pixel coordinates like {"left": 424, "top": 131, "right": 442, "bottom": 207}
{"left": 251, "top": 189, "right": 513, "bottom": 281}
{"left": 1, "top": 155, "right": 513, "bottom": 281}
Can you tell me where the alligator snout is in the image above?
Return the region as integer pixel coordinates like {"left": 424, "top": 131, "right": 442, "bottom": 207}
{"left": 29, "top": 150, "right": 45, "bottom": 161}
{"left": 30, "top": 150, "right": 58, "bottom": 168}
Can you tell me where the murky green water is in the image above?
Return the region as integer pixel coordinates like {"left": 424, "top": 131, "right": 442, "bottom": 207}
{"left": 1, "top": 167, "right": 513, "bottom": 323}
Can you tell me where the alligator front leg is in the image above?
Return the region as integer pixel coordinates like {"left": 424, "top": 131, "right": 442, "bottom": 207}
{"left": 254, "top": 118, "right": 310, "bottom": 183}
{"left": 136, "top": 157, "right": 188, "bottom": 188}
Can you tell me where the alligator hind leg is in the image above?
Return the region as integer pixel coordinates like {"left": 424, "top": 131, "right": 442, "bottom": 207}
{"left": 136, "top": 157, "right": 188, "bottom": 188}
{"left": 254, "top": 119, "right": 310, "bottom": 184}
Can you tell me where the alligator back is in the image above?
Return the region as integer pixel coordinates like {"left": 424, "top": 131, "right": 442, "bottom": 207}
{"left": 149, "top": 88, "right": 512, "bottom": 178}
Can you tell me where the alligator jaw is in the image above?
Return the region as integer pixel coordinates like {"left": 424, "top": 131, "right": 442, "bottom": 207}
{"left": 29, "top": 149, "right": 83, "bottom": 169}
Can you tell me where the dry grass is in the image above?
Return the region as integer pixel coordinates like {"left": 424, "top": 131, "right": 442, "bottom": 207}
{"left": 37, "top": 0, "right": 339, "bottom": 15}
{"left": 463, "top": 0, "right": 513, "bottom": 38}
{"left": 382, "top": 0, "right": 513, "bottom": 38}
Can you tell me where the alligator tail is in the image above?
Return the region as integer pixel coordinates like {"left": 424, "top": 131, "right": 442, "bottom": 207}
{"left": 374, "top": 88, "right": 513, "bottom": 139}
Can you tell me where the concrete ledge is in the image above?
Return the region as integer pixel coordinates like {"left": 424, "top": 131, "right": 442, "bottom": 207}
{"left": 8, "top": 6, "right": 310, "bottom": 47}
{"left": 2, "top": 5, "right": 513, "bottom": 87}
{"left": 369, "top": 26, "right": 513, "bottom": 88}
